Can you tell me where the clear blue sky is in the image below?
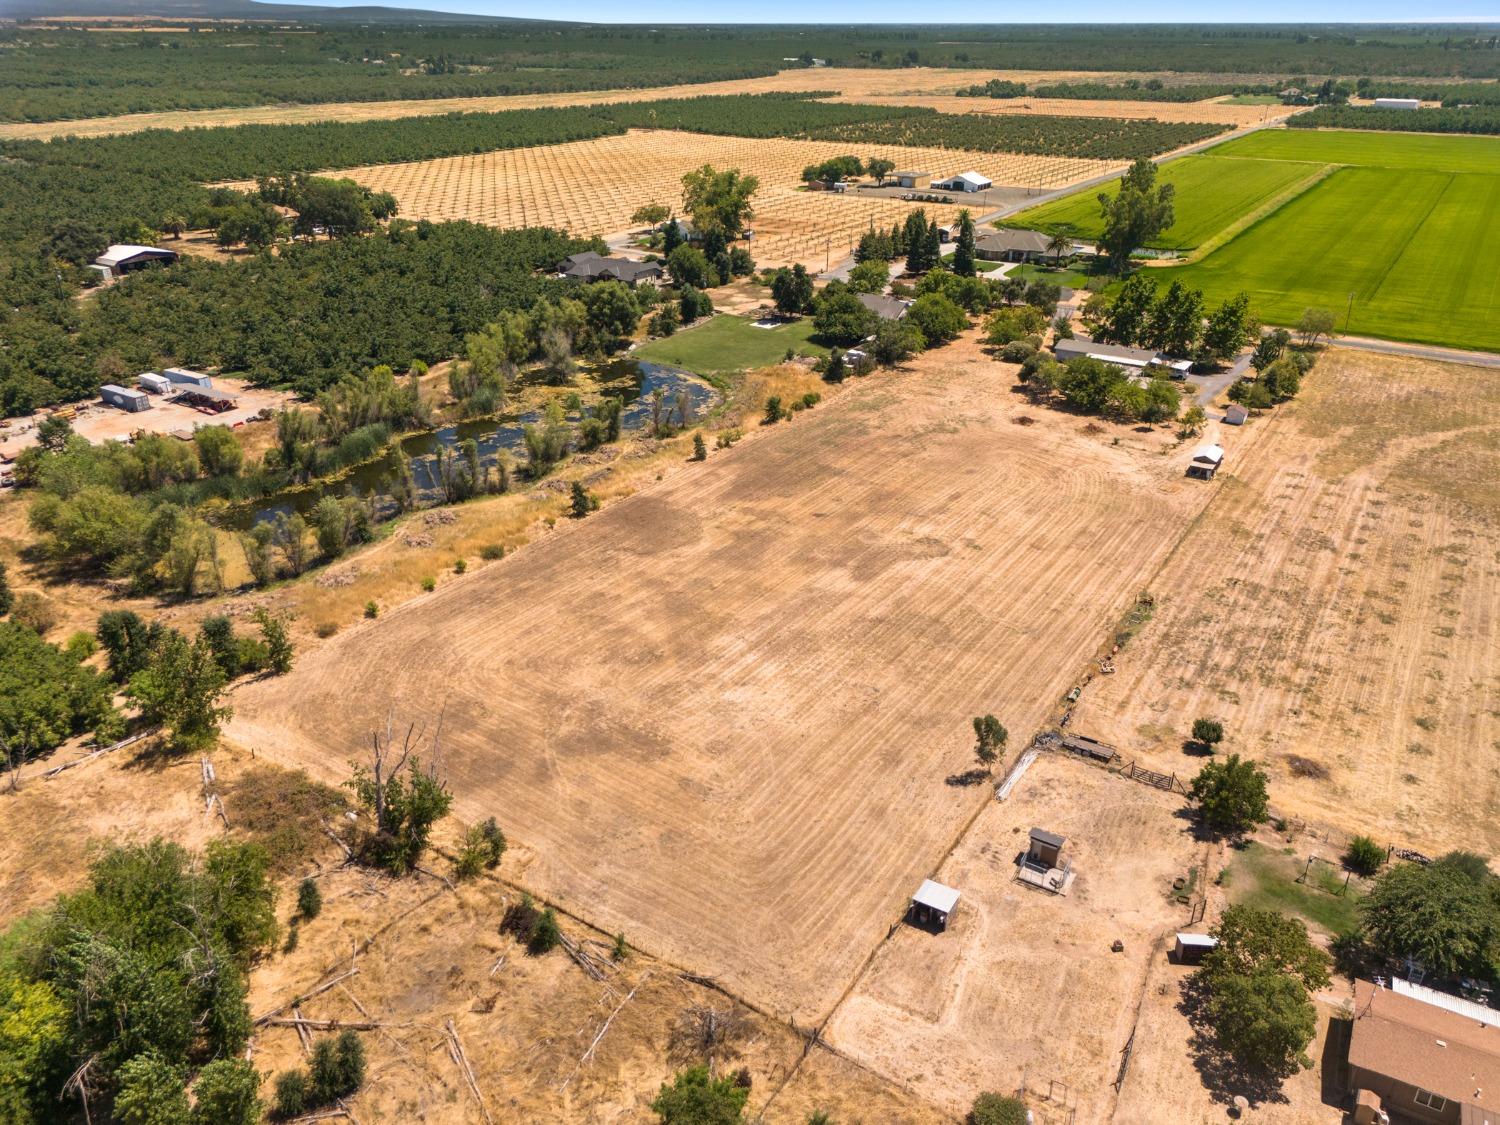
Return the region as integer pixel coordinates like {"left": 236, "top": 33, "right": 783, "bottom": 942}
{"left": 305, "top": 3, "right": 1500, "bottom": 23}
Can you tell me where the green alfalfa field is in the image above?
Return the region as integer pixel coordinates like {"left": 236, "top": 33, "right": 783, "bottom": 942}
{"left": 1014, "top": 129, "right": 1500, "bottom": 351}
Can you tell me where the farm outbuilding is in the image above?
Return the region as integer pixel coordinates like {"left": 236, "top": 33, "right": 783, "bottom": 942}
{"left": 137, "top": 372, "right": 172, "bottom": 395}
{"left": 1187, "top": 444, "right": 1225, "bottom": 480}
{"left": 1223, "top": 403, "right": 1249, "bottom": 426}
{"left": 1172, "top": 933, "right": 1218, "bottom": 964}
{"left": 1373, "top": 97, "right": 1421, "bottom": 110}
{"left": 1018, "top": 827, "right": 1075, "bottom": 894}
{"left": 100, "top": 384, "right": 152, "bottom": 413}
{"left": 932, "top": 171, "right": 993, "bottom": 193}
{"left": 173, "top": 385, "right": 239, "bottom": 413}
{"left": 92, "top": 244, "right": 178, "bottom": 279}
{"left": 908, "top": 879, "right": 960, "bottom": 932}
{"left": 163, "top": 367, "right": 212, "bottom": 388}
{"left": 892, "top": 171, "right": 931, "bottom": 189}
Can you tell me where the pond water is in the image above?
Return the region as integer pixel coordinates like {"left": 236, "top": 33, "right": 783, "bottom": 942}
{"left": 213, "top": 359, "right": 717, "bottom": 532}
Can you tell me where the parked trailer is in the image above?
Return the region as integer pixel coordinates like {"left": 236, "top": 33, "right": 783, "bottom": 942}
{"left": 101, "top": 384, "right": 152, "bottom": 413}
{"left": 163, "top": 367, "right": 212, "bottom": 388}
{"left": 138, "top": 372, "right": 172, "bottom": 395}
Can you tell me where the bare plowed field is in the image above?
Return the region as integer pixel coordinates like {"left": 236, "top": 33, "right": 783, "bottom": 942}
{"left": 297, "top": 129, "right": 1111, "bottom": 269}
{"left": 0, "top": 67, "right": 1148, "bottom": 141}
{"left": 1071, "top": 348, "right": 1500, "bottom": 858}
{"left": 827, "top": 94, "right": 1300, "bottom": 127}
{"left": 227, "top": 343, "right": 1208, "bottom": 1022}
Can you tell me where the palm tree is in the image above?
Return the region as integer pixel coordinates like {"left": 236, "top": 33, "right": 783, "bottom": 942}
{"left": 1046, "top": 229, "right": 1071, "bottom": 265}
{"left": 161, "top": 213, "right": 187, "bottom": 240}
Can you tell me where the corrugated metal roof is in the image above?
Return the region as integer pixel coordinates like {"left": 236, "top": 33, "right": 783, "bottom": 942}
{"left": 912, "top": 879, "right": 960, "bottom": 914}
{"left": 1394, "top": 978, "right": 1500, "bottom": 1030}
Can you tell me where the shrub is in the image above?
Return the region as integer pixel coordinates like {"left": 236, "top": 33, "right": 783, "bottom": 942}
{"left": 530, "top": 907, "right": 562, "bottom": 954}
{"left": 1192, "top": 718, "right": 1225, "bottom": 751}
{"left": 1344, "top": 836, "right": 1385, "bottom": 876}
{"left": 297, "top": 878, "right": 323, "bottom": 920}
{"left": 10, "top": 592, "right": 59, "bottom": 636}
{"left": 364, "top": 600, "right": 378, "bottom": 619}
{"left": 613, "top": 932, "right": 629, "bottom": 960}
{"left": 453, "top": 557, "right": 467, "bottom": 574}
{"left": 570, "top": 480, "right": 599, "bottom": 518}
{"left": 420, "top": 575, "right": 436, "bottom": 592}
{"left": 715, "top": 429, "right": 742, "bottom": 449}
{"left": 190, "top": 1058, "right": 262, "bottom": 1125}
{"left": 454, "top": 818, "right": 506, "bottom": 880}
{"left": 272, "top": 1070, "right": 309, "bottom": 1119}
{"left": 692, "top": 432, "right": 707, "bottom": 461}
{"left": 479, "top": 544, "right": 505, "bottom": 561}
{"left": 309, "top": 1031, "right": 365, "bottom": 1106}
{"left": 314, "top": 622, "right": 338, "bottom": 639}
{"left": 969, "top": 1092, "right": 1028, "bottom": 1125}
{"left": 763, "top": 397, "right": 784, "bottom": 425}
{"left": 1000, "top": 340, "right": 1037, "bottom": 363}
{"left": 801, "top": 392, "right": 821, "bottom": 408}
{"left": 651, "top": 1065, "right": 749, "bottom": 1124}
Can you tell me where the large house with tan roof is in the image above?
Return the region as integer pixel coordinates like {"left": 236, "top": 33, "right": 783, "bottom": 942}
{"left": 1347, "top": 977, "right": 1500, "bottom": 1124}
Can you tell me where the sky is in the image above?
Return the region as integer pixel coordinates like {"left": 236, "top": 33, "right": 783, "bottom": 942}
{"left": 291, "top": 2, "right": 1500, "bottom": 23}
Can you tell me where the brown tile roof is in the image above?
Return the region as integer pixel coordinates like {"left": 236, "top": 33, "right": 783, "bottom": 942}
{"left": 1350, "top": 978, "right": 1500, "bottom": 1113}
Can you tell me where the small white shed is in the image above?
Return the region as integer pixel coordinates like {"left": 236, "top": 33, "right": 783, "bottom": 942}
{"left": 138, "top": 372, "right": 172, "bottom": 395}
{"left": 910, "top": 879, "right": 961, "bottom": 931}
{"left": 1174, "top": 933, "right": 1218, "bottom": 964}
{"left": 1373, "top": 98, "right": 1420, "bottom": 111}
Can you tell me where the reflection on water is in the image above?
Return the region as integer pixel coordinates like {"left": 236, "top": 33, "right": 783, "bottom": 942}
{"left": 215, "top": 360, "right": 716, "bottom": 532}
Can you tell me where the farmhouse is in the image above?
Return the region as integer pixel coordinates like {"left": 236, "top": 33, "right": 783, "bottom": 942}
{"left": 1347, "top": 977, "right": 1500, "bottom": 1124}
{"left": 560, "top": 251, "right": 663, "bottom": 287}
{"left": 1054, "top": 336, "right": 1161, "bottom": 371}
{"left": 92, "top": 244, "right": 178, "bottom": 279}
{"left": 100, "top": 384, "right": 152, "bottom": 413}
{"left": 892, "top": 170, "right": 931, "bottom": 189}
{"left": 908, "top": 879, "right": 960, "bottom": 932}
{"left": 857, "top": 293, "right": 911, "bottom": 321}
{"left": 976, "top": 228, "right": 1054, "bottom": 263}
{"left": 932, "top": 171, "right": 993, "bottom": 193}
{"left": 1187, "top": 444, "right": 1224, "bottom": 480}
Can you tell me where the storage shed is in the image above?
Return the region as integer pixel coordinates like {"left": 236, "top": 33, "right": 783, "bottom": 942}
{"left": 1187, "top": 444, "right": 1225, "bottom": 480}
{"left": 933, "top": 171, "right": 993, "bottom": 193}
{"left": 893, "top": 171, "right": 931, "bottom": 189}
{"left": 1027, "top": 828, "right": 1065, "bottom": 870}
{"left": 101, "top": 384, "right": 152, "bottom": 413}
{"left": 92, "top": 244, "right": 178, "bottom": 279}
{"left": 138, "top": 372, "right": 172, "bottom": 395}
{"left": 1173, "top": 933, "right": 1219, "bottom": 964}
{"left": 163, "top": 367, "right": 212, "bottom": 388}
{"left": 909, "top": 879, "right": 960, "bottom": 932}
{"left": 1373, "top": 97, "right": 1420, "bottom": 110}
{"left": 1224, "top": 403, "right": 1249, "bottom": 426}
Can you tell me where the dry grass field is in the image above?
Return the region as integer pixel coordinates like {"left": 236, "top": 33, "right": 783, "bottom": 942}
{"left": 1070, "top": 348, "right": 1500, "bottom": 859}
{"left": 827, "top": 94, "right": 1300, "bottom": 127}
{"left": 0, "top": 746, "right": 944, "bottom": 1124}
{"left": 226, "top": 337, "right": 1211, "bottom": 1024}
{"left": 0, "top": 67, "right": 1153, "bottom": 141}
{"left": 294, "top": 129, "right": 1111, "bottom": 269}
{"left": 825, "top": 752, "right": 1209, "bottom": 1123}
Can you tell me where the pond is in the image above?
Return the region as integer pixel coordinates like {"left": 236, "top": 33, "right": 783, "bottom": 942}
{"left": 213, "top": 359, "right": 717, "bottom": 532}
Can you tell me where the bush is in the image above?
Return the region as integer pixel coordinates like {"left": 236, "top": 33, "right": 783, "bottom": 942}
{"left": 692, "top": 432, "right": 707, "bottom": 461}
{"left": 190, "top": 1058, "right": 262, "bottom": 1125}
{"left": 272, "top": 1070, "right": 310, "bottom": 1119}
{"left": 364, "top": 600, "right": 378, "bottom": 619}
{"left": 309, "top": 1031, "right": 365, "bottom": 1106}
{"left": 314, "top": 622, "right": 338, "bottom": 639}
{"left": 1191, "top": 718, "right": 1224, "bottom": 750}
{"left": 420, "top": 575, "right": 436, "bottom": 592}
{"left": 9, "top": 592, "right": 59, "bottom": 637}
{"left": 297, "top": 877, "right": 323, "bottom": 920}
{"left": 479, "top": 544, "right": 505, "bottom": 561}
{"left": 763, "top": 397, "right": 784, "bottom": 425}
{"left": 999, "top": 340, "right": 1037, "bottom": 363}
{"left": 652, "top": 1065, "right": 749, "bottom": 1124}
{"left": 969, "top": 1092, "right": 1028, "bottom": 1125}
{"left": 454, "top": 818, "right": 506, "bottom": 881}
{"left": 530, "top": 907, "right": 562, "bottom": 954}
{"left": 1344, "top": 835, "right": 1385, "bottom": 876}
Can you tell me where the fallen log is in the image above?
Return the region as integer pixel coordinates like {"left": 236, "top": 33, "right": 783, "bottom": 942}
{"left": 559, "top": 971, "right": 652, "bottom": 1091}
{"left": 253, "top": 967, "right": 360, "bottom": 1025}
{"left": 444, "top": 1019, "right": 493, "bottom": 1125}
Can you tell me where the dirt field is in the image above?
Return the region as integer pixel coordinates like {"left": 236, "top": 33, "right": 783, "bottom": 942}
{"left": 277, "top": 129, "right": 1112, "bottom": 270}
{"left": 827, "top": 94, "right": 1303, "bottom": 127}
{"left": 1070, "top": 347, "right": 1500, "bottom": 859}
{"left": 825, "top": 752, "right": 1210, "bottom": 1123}
{"left": 226, "top": 333, "right": 1213, "bottom": 1025}
{"left": 0, "top": 376, "right": 292, "bottom": 463}
{"left": 0, "top": 67, "right": 1163, "bottom": 141}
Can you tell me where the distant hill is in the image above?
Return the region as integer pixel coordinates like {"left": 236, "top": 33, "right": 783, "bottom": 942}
{"left": 1, "top": 0, "right": 531, "bottom": 22}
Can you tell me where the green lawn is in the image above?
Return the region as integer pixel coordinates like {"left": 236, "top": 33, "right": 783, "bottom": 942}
{"left": 1006, "top": 261, "right": 1102, "bottom": 289}
{"left": 1224, "top": 842, "right": 1364, "bottom": 937}
{"left": 1004, "top": 154, "right": 1325, "bottom": 250}
{"left": 1221, "top": 94, "right": 1284, "bottom": 105}
{"left": 1209, "top": 127, "right": 1500, "bottom": 173}
{"left": 1167, "top": 166, "right": 1500, "bottom": 352}
{"left": 632, "top": 313, "right": 828, "bottom": 374}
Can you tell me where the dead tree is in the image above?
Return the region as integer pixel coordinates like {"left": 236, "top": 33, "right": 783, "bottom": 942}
{"left": 670, "top": 1003, "right": 748, "bottom": 1074}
